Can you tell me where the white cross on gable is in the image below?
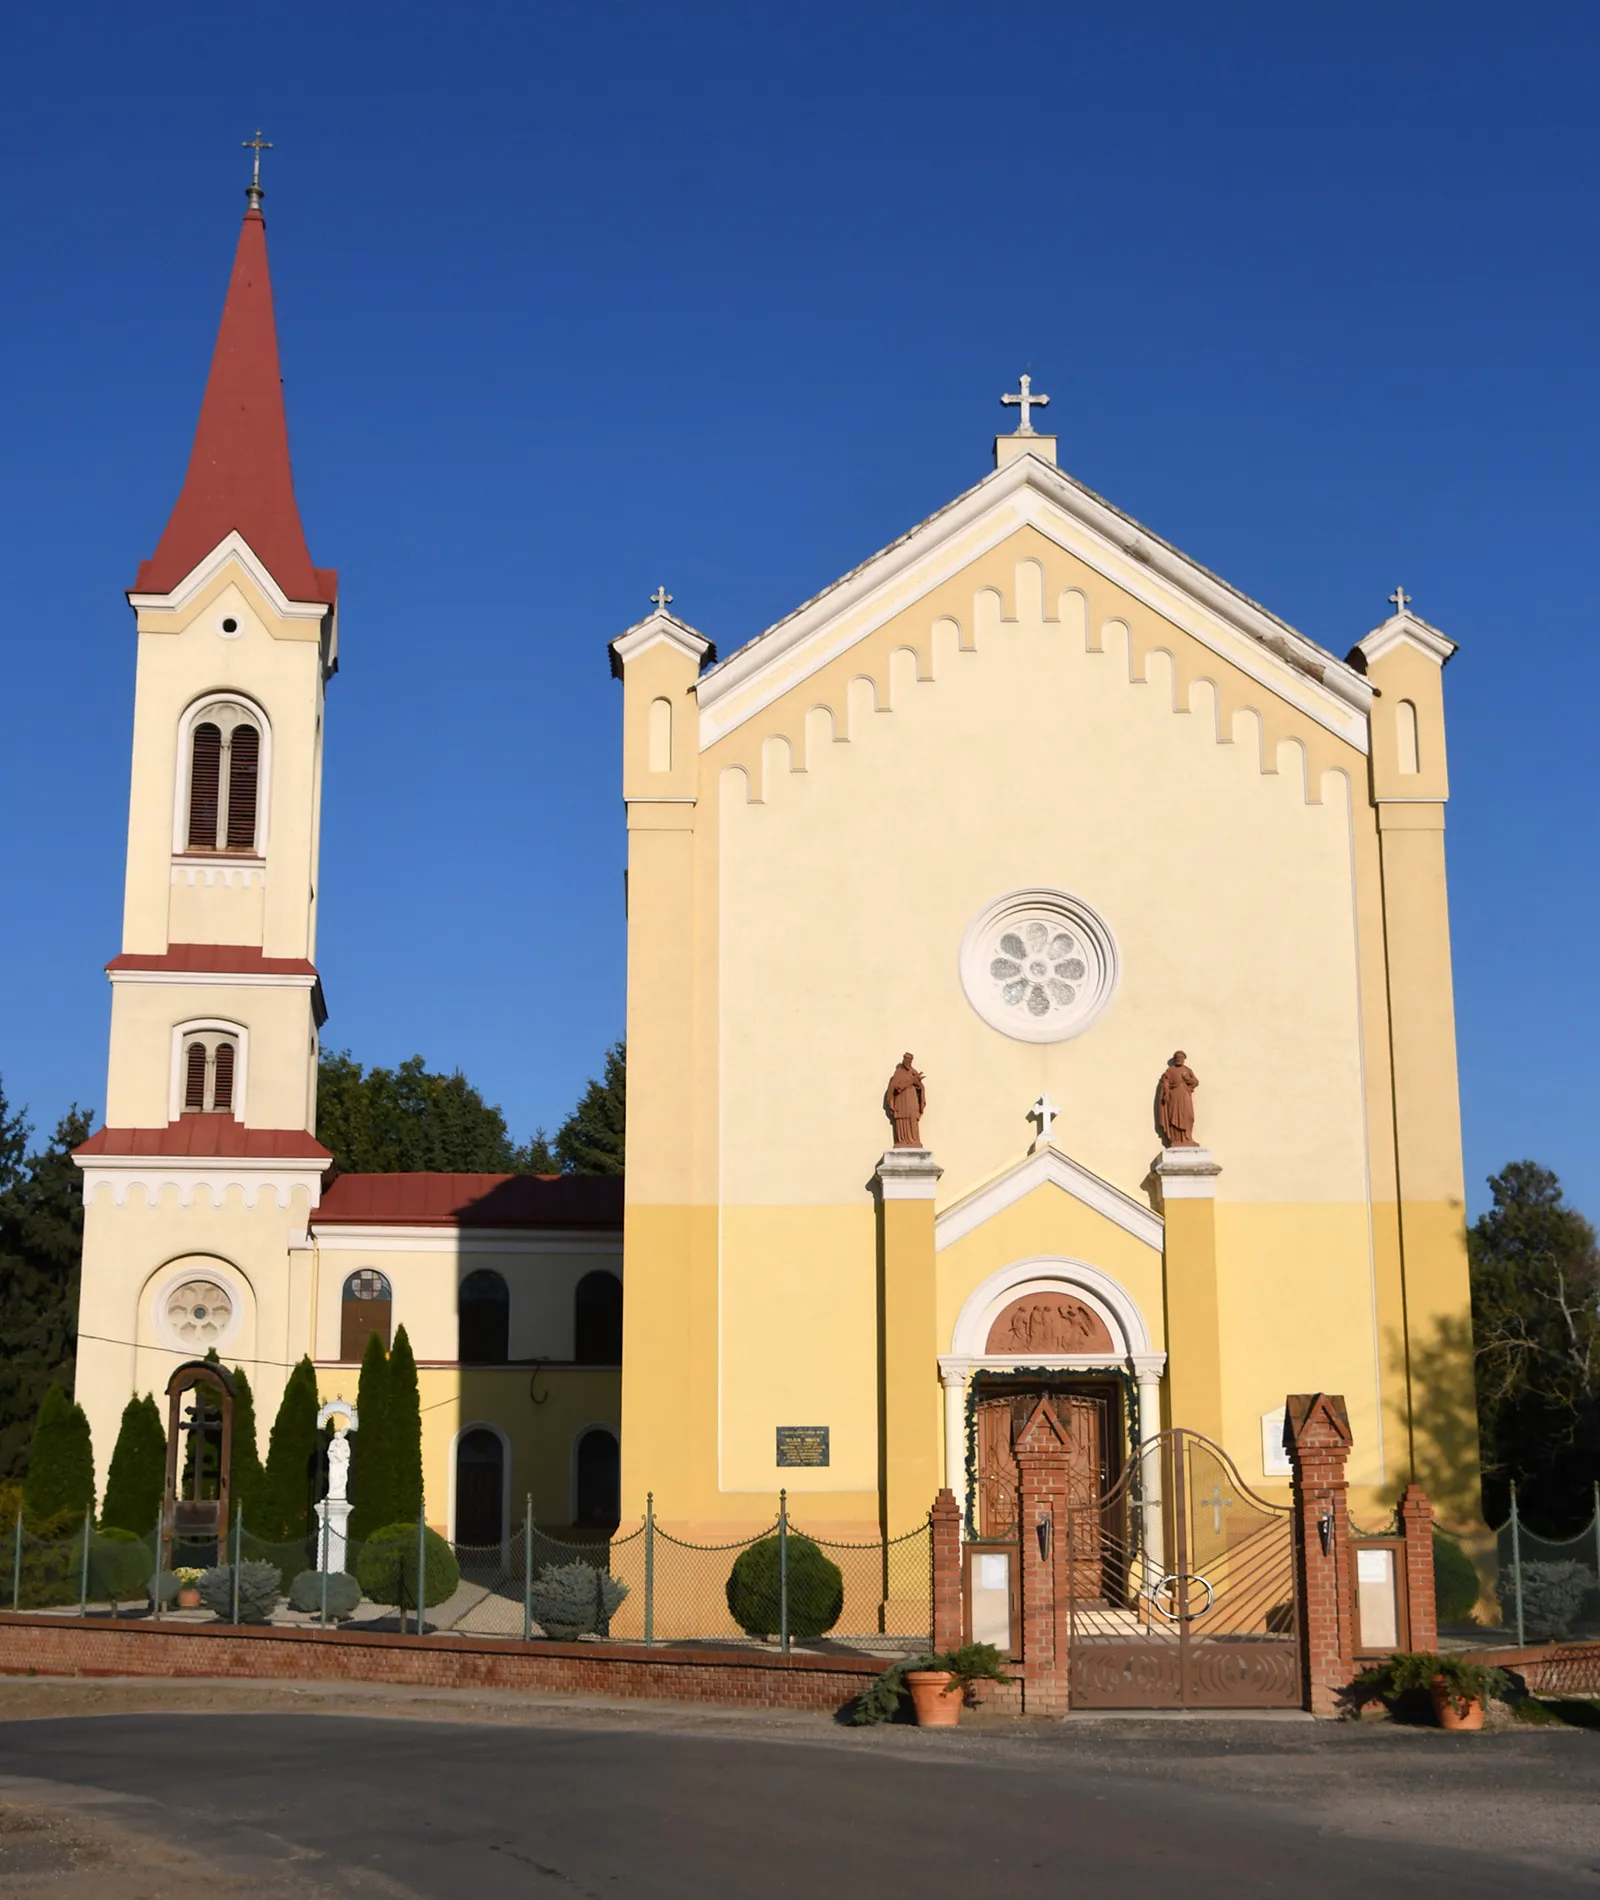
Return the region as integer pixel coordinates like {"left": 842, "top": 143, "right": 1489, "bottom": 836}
{"left": 650, "top": 585, "right": 673, "bottom": 612}
{"left": 1001, "top": 373, "right": 1050, "bottom": 436}
{"left": 1030, "top": 1092, "right": 1060, "bottom": 1142}
{"left": 1389, "top": 585, "right": 1412, "bottom": 617}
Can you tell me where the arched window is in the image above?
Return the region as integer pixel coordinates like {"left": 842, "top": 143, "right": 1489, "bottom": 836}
{"left": 455, "top": 1427, "right": 505, "bottom": 1545}
{"left": 180, "top": 1031, "right": 240, "bottom": 1115}
{"left": 181, "top": 699, "right": 266, "bottom": 853}
{"left": 1396, "top": 699, "right": 1420, "bottom": 776}
{"left": 340, "top": 1269, "right": 392, "bottom": 1361}
{"left": 459, "top": 1269, "right": 510, "bottom": 1365}
{"left": 574, "top": 1271, "right": 622, "bottom": 1366}
{"left": 574, "top": 1428, "right": 620, "bottom": 1529}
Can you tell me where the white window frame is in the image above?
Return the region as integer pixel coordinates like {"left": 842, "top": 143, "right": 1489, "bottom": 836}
{"left": 170, "top": 1019, "right": 248, "bottom": 1121}
{"left": 172, "top": 691, "right": 273, "bottom": 857}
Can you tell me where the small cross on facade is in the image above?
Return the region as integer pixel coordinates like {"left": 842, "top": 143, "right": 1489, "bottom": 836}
{"left": 1199, "top": 1482, "right": 1227, "bottom": 1535}
{"left": 243, "top": 129, "right": 273, "bottom": 189}
{"left": 1001, "top": 373, "right": 1050, "bottom": 436}
{"left": 1389, "top": 585, "right": 1412, "bottom": 617}
{"left": 1030, "top": 1092, "right": 1060, "bottom": 1144}
{"left": 650, "top": 586, "right": 673, "bottom": 612}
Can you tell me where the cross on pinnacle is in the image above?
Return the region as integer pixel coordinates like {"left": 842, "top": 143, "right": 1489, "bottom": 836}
{"left": 1001, "top": 373, "right": 1050, "bottom": 436}
{"left": 243, "top": 130, "right": 273, "bottom": 209}
{"left": 650, "top": 586, "right": 673, "bottom": 612}
{"left": 1389, "top": 585, "right": 1412, "bottom": 617}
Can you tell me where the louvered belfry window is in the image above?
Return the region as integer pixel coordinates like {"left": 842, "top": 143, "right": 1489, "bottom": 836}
{"left": 184, "top": 707, "right": 262, "bottom": 852}
{"left": 211, "top": 1041, "right": 235, "bottom": 1113}
{"left": 183, "top": 1040, "right": 209, "bottom": 1110}
{"left": 179, "top": 1033, "right": 240, "bottom": 1116}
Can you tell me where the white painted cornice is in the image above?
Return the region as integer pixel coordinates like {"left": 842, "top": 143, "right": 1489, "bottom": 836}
{"left": 108, "top": 968, "right": 319, "bottom": 992}
{"left": 128, "top": 532, "right": 330, "bottom": 622}
{"left": 934, "top": 1143, "right": 1164, "bottom": 1253}
{"left": 1354, "top": 610, "right": 1457, "bottom": 669}
{"left": 696, "top": 454, "right": 1373, "bottom": 748}
{"left": 608, "top": 610, "right": 715, "bottom": 678}
{"left": 76, "top": 1158, "right": 324, "bottom": 1212}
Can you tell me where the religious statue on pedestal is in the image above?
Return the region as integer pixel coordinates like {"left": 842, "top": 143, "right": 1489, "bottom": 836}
{"left": 1156, "top": 1051, "right": 1200, "bottom": 1148}
{"left": 884, "top": 1053, "right": 926, "bottom": 1147}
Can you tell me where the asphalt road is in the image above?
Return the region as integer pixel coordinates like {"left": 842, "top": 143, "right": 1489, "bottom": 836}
{"left": 0, "top": 1706, "right": 1596, "bottom": 1898}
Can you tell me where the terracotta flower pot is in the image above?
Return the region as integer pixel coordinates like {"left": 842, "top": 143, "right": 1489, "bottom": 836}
{"left": 1430, "top": 1681, "right": 1484, "bottom": 1731}
{"left": 906, "top": 1669, "right": 963, "bottom": 1728}
{"left": 177, "top": 1587, "right": 201, "bottom": 1609}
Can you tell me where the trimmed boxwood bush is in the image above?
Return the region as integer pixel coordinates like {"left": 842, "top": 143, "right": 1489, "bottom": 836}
{"left": 354, "top": 1523, "right": 460, "bottom": 1611}
{"left": 1433, "top": 1530, "right": 1481, "bottom": 1624}
{"left": 70, "top": 1526, "right": 153, "bottom": 1606}
{"left": 528, "top": 1562, "right": 627, "bottom": 1639}
{"left": 726, "top": 1533, "right": 843, "bottom": 1641}
{"left": 198, "top": 1559, "right": 282, "bottom": 1623}
{"left": 289, "top": 1569, "right": 362, "bottom": 1619}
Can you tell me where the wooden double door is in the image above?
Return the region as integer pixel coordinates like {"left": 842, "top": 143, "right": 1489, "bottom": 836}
{"left": 974, "top": 1380, "right": 1122, "bottom": 1599}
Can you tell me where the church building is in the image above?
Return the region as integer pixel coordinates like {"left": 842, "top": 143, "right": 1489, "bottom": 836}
{"left": 74, "top": 168, "right": 1481, "bottom": 1552}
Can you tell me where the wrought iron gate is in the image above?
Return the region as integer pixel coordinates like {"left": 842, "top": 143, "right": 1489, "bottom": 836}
{"left": 1067, "top": 1428, "right": 1300, "bottom": 1708}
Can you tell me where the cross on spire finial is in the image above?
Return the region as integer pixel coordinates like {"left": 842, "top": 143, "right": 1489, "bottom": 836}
{"left": 1389, "top": 584, "right": 1412, "bottom": 617}
{"left": 1001, "top": 372, "right": 1050, "bottom": 436}
{"left": 650, "top": 585, "right": 673, "bottom": 612}
{"left": 243, "top": 129, "right": 273, "bottom": 209}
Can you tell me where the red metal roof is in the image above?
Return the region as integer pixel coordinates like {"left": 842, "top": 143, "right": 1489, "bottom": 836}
{"left": 134, "top": 201, "right": 332, "bottom": 607}
{"left": 75, "top": 1117, "right": 331, "bottom": 1161}
{"left": 314, "top": 1173, "right": 624, "bottom": 1230}
{"left": 107, "top": 944, "right": 318, "bottom": 977}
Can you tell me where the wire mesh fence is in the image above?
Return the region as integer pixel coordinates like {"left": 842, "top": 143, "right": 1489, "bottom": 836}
{"left": 1, "top": 1491, "right": 934, "bottom": 1657}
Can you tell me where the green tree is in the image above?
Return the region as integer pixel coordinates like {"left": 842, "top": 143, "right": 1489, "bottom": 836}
{"left": 387, "top": 1325, "right": 423, "bottom": 1524}
{"left": 259, "top": 1358, "right": 321, "bottom": 1544}
{"left": 1469, "top": 1161, "right": 1600, "bottom": 1530}
{"left": 348, "top": 1332, "right": 392, "bottom": 1541}
{"left": 317, "top": 1052, "right": 525, "bottom": 1175}
{"left": 230, "top": 1366, "right": 265, "bottom": 1530}
{"left": 517, "top": 1128, "right": 562, "bottom": 1173}
{"left": 100, "top": 1394, "right": 166, "bottom": 1534}
{"left": 554, "top": 1042, "right": 625, "bottom": 1177}
{"left": 23, "top": 1380, "right": 94, "bottom": 1524}
{"left": 0, "top": 1096, "right": 93, "bottom": 1481}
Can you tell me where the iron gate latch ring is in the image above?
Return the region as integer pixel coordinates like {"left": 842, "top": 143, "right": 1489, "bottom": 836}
{"left": 1148, "top": 1572, "right": 1216, "bottom": 1621}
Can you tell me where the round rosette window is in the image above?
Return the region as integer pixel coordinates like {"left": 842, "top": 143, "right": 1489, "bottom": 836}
{"left": 162, "top": 1276, "right": 238, "bottom": 1348}
{"left": 958, "top": 888, "right": 1119, "bottom": 1043}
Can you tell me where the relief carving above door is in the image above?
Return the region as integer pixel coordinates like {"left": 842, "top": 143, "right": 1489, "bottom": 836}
{"left": 985, "top": 1294, "right": 1114, "bottom": 1356}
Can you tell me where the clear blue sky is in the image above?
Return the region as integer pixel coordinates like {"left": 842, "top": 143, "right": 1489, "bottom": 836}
{"left": 1, "top": 0, "right": 1595, "bottom": 1218}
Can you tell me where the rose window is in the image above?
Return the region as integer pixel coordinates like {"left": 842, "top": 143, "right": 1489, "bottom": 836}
{"left": 166, "top": 1279, "right": 234, "bottom": 1344}
{"left": 959, "top": 888, "right": 1119, "bottom": 1043}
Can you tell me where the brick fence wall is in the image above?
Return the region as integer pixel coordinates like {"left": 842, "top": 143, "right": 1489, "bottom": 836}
{"left": 0, "top": 1614, "right": 884, "bottom": 1715}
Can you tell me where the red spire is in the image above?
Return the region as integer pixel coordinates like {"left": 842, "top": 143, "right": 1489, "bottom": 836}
{"left": 135, "top": 195, "right": 333, "bottom": 605}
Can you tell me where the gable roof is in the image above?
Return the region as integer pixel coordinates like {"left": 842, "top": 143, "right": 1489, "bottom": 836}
{"left": 695, "top": 449, "right": 1371, "bottom": 747}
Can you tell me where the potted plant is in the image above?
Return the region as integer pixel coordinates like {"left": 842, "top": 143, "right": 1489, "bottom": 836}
{"left": 854, "top": 1643, "right": 1011, "bottom": 1728}
{"left": 1355, "top": 1651, "right": 1509, "bottom": 1731}
{"left": 174, "top": 1566, "right": 205, "bottom": 1610}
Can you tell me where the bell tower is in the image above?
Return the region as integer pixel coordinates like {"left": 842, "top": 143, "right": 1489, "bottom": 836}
{"left": 75, "top": 152, "right": 336, "bottom": 1475}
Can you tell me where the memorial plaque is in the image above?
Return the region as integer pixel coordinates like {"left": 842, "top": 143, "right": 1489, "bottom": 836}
{"left": 776, "top": 1426, "right": 830, "bottom": 1468}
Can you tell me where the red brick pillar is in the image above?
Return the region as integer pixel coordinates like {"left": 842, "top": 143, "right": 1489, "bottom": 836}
{"left": 930, "top": 1488, "right": 963, "bottom": 1653}
{"left": 1398, "top": 1483, "right": 1438, "bottom": 1653}
{"left": 1285, "top": 1393, "right": 1354, "bottom": 1716}
{"left": 1013, "top": 1398, "right": 1073, "bottom": 1714}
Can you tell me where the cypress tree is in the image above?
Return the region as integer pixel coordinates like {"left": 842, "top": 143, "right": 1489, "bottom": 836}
{"left": 388, "top": 1325, "right": 423, "bottom": 1525}
{"left": 348, "top": 1333, "right": 391, "bottom": 1541}
{"left": 229, "top": 1366, "right": 265, "bottom": 1530}
{"left": 23, "top": 1381, "right": 94, "bottom": 1524}
{"left": 101, "top": 1394, "right": 166, "bottom": 1534}
{"left": 259, "top": 1359, "right": 320, "bottom": 1544}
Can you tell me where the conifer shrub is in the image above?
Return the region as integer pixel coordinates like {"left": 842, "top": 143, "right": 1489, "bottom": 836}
{"left": 23, "top": 1383, "right": 94, "bottom": 1524}
{"left": 70, "top": 1526, "right": 153, "bottom": 1607}
{"left": 387, "top": 1327, "right": 423, "bottom": 1526}
{"left": 348, "top": 1333, "right": 392, "bottom": 1541}
{"left": 259, "top": 1359, "right": 320, "bottom": 1545}
{"left": 725, "top": 1533, "right": 844, "bottom": 1641}
{"left": 101, "top": 1395, "right": 166, "bottom": 1535}
{"left": 14, "top": 1507, "right": 81, "bottom": 1608}
{"left": 1433, "top": 1530, "right": 1482, "bottom": 1624}
{"left": 1499, "top": 1560, "right": 1595, "bottom": 1641}
{"left": 288, "top": 1569, "right": 362, "bottom": 1619}
{"left": 528, "top": 1562, "right": 628, "bottom": 1639}
{"left": 229, "top": 1367, "right": 265, "bottom": 1529}
{"left": 354, "top": 1523, "right": 460, "bottom": 1612}
{"left": 197, "top": 1560, "right": 282, "bottom": 1623}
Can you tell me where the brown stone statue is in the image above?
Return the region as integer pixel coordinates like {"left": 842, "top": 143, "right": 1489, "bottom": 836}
{"left": 885, "top": 1053, "right": 926, "bottom": 1147}
{"left": 1156, "top": 1050, "right": 1200, "bottom": 1148}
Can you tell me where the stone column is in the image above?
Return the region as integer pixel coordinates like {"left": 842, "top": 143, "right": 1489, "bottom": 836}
{"left": 1013, "top": 1397, "right": 1074, "bottom": 1714}
{"left": 1285, "top": 1392, "right": 1355, "bottom": 1715}
{"left": 930, "top": 1487, "right": 963, "bottom": 1653}
{"left": 874, "top": 1148, "right": 943, "bottom": 1538}
{"left": 1132, "top": 1356, "right": 1167, "bottom": 1578}
{"left": 940, "top": 1366, "right": 968, "bottom": 1529}
{"left": 1398, "top": 1483, "right": 1439, "bottom": 1652}
{"left": 1154, "top": 1147, "right": 1224, "bottom": 1445}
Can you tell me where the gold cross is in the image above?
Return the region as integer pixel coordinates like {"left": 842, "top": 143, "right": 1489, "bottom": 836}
{"left": 243, "top": 129, "right": 274, "bottom": 188}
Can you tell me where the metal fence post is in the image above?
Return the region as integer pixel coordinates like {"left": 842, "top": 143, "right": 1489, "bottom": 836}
{"left": 153, "top": 1508, "right": 164, "bottom": 1622}
{"left": 523, "top": 1497, "right": 533, "bottom": 1642}
{"left": 78, "top": 1506, "right": 91, "bottom": 1617}
{"left": 11, "top": 1510, "right": 21, "bottom": 1612}
{"left": 778, "top": 1489, "right": 789, "bottom": 1655}
{"left": 415, "top": 1501, "right": 427, "bottom": 1637}
{"left": 644, "top": 1493, "right": 655, "bottom": 1648}
{"left": 319, "top": 1504, "right": 329, "bottom": 1630}
{"left": 231, "top": 1503, "right": 243, "bottom": 1624}
{"left": 1593, "top": 1482, "right": 1599, "bottom": 1596}
{"left": 1509, "top": 1481, "right": 1525, "bottom": 1647}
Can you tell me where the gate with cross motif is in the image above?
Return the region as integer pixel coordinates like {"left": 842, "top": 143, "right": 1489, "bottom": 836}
{"left": 1066, "top": 1429, "right": 1300, "bottom": 1708}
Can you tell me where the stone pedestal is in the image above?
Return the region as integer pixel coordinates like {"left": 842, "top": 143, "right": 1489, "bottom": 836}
{"left": 1154, "top": 1146, "right": 1224, "bottom": 1444}
{"left": 873, "top": 1148, "right": 943, "bottom": 1538}
{"left": 316, "top": 1498, "right": 352, "bottom": 1574}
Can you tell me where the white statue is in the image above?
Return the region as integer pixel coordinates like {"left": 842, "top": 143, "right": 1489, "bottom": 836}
{"left": 316, "top": 1423, "right": 356, "bottom": 1574}
{"left": 326, "top": 1431, "right": 351, "bottom": 1502}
